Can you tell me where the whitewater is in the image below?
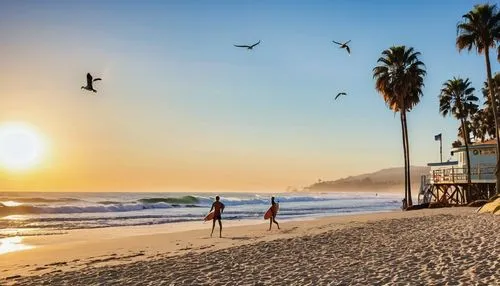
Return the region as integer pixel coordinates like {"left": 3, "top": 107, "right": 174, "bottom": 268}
{"left": 0, "top": 192, "right": 401, "bottom": 237}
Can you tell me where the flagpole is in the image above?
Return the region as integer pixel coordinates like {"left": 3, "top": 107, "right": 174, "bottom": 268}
{"left": 440, "top": 137, "right": 442, "bottom": 163}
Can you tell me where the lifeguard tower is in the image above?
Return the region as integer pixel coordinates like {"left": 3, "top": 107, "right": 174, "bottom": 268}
{"left": 419, "top": 139, "right": 496, "bottom": 205}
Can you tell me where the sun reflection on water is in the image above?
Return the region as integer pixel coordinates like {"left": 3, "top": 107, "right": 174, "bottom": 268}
{"left": 3, "top": 215, "right": 27, "bottom": 221}
{"left": 0, "top": 236, "right": 34, "bottom": 255}
{"left": 0, "top": 200, "right": 22, "bottom": 207}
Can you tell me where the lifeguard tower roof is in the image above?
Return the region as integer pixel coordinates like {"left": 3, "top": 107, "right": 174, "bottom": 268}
{"left": 451, "top": 139, "right": 496, "bottom": 152}
{"left": 427, "top": 161, "right": 458, "bottom": 167}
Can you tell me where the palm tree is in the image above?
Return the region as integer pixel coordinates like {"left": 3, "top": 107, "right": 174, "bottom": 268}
{"left": 482, "top": 73, "right": 500, "bottom": 130}
{"left": 458, "top": 120, "right": 474, "bottom": 143}
{"left": 373, "top": 46, "right": 426, "bottom": 208}
{"left": 439, "top": 78, "right": 479, "bottom": 194}
{"left": 470, "top": 109, "right": 489, "bottom": 142}
{"left": 452, "top": 140, "right": 463, "bottom": 148}
{"left": 475, "top": 73, "right": 500, "bottom": 141}
{"left": 457, "top": 3, "right": 500, "bottom": 194}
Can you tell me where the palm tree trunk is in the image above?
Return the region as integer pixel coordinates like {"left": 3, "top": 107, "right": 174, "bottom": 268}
{"left": 484, "top": 48, "right": 500, "bottom": 196}
{"left": 403, "top": 110, "right": 412, "bottom": 206}
{"left": 400, "top": 112, "right": 408, "bottom": 209}
{"left": 461, "top": 119, "right": 472, "bottom": 203}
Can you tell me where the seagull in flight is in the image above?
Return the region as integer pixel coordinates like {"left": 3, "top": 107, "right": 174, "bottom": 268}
{"left": 335, "top": 92, "right": 347, "bottom": 100}
{"left": 81, "top": 73, "right": 102, "bottom": 93}
{"left": 234, "top": 40, "right": 261, "bottom": 50}
{"left": 332, "top": 40, "right": 351, "bottom": 55}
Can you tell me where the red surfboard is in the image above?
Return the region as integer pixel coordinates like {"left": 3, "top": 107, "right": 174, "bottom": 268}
{"left": 264, "top": 203, "right": 279, "bottom": 220}
{"left": 204, "top": 211, "right": 215, "bottom": 221}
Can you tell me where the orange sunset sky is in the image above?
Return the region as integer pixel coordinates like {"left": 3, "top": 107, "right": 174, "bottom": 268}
{"left": 1, "top": 1, "right": 497, "bottom": 192}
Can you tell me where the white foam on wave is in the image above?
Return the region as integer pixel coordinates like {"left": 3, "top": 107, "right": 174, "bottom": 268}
{"left": 1, "top": 202, "right": 174, "bottom": 215}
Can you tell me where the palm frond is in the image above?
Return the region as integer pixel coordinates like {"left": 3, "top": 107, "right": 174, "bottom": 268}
{"left": 373, "top": 46, "right": 426, "bottom": 113}
{"left": 457, "top": 4, "right": 500, "bottom": 54}
{"left": 439, "top": 77, "right": 478, "bottom": 121}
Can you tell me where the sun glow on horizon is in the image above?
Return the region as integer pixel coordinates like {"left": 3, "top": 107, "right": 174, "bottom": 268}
{"left": 0, "top": 122, "right": 48, "bottom": 172}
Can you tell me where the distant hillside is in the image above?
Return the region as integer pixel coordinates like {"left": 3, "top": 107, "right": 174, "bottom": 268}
{"left": 306, "top": 166, "right": 431, "bottom": 192}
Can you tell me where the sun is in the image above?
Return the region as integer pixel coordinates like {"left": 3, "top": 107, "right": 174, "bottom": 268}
{"left": 0, "top": 122, "right": 47, "bottom": 171}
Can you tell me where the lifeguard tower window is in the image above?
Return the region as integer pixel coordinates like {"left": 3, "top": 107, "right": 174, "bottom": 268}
{"left": 480, "top": 149, "right": 495, "bottom": 155}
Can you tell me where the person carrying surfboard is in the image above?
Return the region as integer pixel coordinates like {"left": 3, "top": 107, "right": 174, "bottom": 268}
{"left": 268, "top": 196, "right": 280, "bottom": 231}
{"left": 209, "top": 196, "right": 225, "bottom": 238}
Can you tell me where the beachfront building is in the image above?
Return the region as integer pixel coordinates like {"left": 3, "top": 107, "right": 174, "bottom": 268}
{"left": 419, "top": 139, "right": 496, "bottom": 205}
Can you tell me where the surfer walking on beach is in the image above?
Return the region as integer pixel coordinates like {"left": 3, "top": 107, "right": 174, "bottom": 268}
{"left": 268, "top": 196, "right": 280, "bottom": 231}
{"left": 210, "top": 196, "right": 225, "bottom": 238}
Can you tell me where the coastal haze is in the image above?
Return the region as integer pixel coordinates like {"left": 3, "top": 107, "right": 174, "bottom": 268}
{"left": 308, "top": 166, "right": 431, "bottom": 192}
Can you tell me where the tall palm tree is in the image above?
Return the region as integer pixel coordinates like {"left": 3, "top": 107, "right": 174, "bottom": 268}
{"left": 373, "top": 46, "right": 426, "bottom": 208}
{"left": 457, "top": 3, "right": 500, "bottom": 194}
{"left": 439, "top": 78, "right": 479, "bottom": 193}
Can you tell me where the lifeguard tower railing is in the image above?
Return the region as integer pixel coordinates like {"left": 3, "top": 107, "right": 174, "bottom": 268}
{"left": 419, "top": 164, "right": 496, "bottom": 205}
{"left": 430, "top": 164, "right": 495, "bottom": 184}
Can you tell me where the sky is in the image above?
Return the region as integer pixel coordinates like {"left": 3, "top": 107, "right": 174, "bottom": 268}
{"left": 0, "top": 0, "right": 499, "bottom": 192}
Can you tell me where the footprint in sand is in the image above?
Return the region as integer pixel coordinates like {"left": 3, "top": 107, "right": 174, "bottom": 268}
{"left": 45, "top": 262, "right": 67, "bottom": 267}
{"left": 5, "top": 275, "right": 21, "bottom": 280}
{"left": 197, "top": 245, "right": 214, "bottom": 250}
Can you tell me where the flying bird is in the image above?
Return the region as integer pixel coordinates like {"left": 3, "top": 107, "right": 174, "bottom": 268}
{"left": 234, "top": 40, "right": 261, "bottom": 50}
{"left": 332, "top": 40, "right": 351, "bottom": 55}
{"left": 81, "top": 73, "right": 102, "bottom": 93}
{"left": 335, "top": 92, "right": 347, "bottom": 100}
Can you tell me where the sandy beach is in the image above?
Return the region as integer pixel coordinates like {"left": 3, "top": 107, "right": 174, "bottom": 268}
{"left": 0, "top": 207, "right": 497, "bottom": 285}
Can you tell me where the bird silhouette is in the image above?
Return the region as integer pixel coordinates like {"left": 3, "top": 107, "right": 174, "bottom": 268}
{"left": 335, "top": 92, "right": 347, "bottom": 100}
{"left": 81, "top": 73, "right": 102, "bottom": 93}
{"left": 234, "top": 40, "right": 261, "bottom": 50}
{"left": 332, "top": 40, "right": 351, "bottom": 55}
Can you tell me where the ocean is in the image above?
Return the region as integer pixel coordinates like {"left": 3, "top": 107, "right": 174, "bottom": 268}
{"left": 0, "top": 192, "right": 401, "bottom": 237}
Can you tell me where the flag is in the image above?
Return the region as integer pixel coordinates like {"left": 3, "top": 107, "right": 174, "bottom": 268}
{"left": 434, "top": 133, "right": 442, "bottom": 141}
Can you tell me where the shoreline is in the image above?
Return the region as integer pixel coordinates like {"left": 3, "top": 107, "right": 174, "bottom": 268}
{"left": 0, "top": 207, "right": 402, "bottom": 237}
{"left": 2, "top": 207, "right": 495, "bottom": 284}
{"left": 2, "top": 209, "right": 404, "bottom": 279}
{"left": 0, "top": 191, "right": 402, "bottom": 237}
{"left": 0, "top": 208, "right": 400, "bottom": 258}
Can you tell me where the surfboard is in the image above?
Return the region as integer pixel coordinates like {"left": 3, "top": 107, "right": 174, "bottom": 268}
{"left": 264, "top": 203, "right": 279, "bottom": 220}
{"left": 204, "top": 211, "right": 215, "bottom": 221}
